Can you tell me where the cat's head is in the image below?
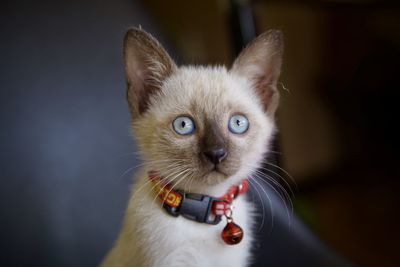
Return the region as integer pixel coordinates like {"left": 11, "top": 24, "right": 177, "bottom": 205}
{"left": 123, "top": 28, "right": 283, "bottom": 189}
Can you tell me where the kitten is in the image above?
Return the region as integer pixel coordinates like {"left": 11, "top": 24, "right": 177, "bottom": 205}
{"left": 101, "top": 27, "right": 283, "bottom": 267}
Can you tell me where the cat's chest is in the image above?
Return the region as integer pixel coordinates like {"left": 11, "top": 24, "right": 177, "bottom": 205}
{"left": 131, "top": 194, "right": 251, "bottom": 267}
{"left": 125, "top": 172, "right": 253, "bottom": 266}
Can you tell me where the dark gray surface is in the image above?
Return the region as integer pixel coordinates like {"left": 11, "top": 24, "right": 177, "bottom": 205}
{"left": 248, "top": 186, "right": 352, "bottom": 267}
{"left": 1, "top": 1, "right": 144, "bottom": 266}
{"left": 1, "top": 1, "right": 351, "bottom": 266}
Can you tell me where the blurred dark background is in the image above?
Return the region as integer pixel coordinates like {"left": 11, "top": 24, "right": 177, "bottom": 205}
{"left": 1, "top": 0, "right": 399, "bottom": 266}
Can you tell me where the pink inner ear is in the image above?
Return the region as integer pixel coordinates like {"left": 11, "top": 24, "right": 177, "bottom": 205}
{"left": 135, "top": 69, "right": 144, "bottom": 79}
{"left": 260, "top": 88, "right": 274, "bottom": 108}
{"left": 253, "top": 74, "right": 275, "bottom": 107}
{"left": 137, "top": 70, "right": 163, "bottom": 115}
{"left": 137, "top": 86, "right": 151, "bottom": 114}
{"left": 260, "top": 74, "right": 272, "bottom": 87}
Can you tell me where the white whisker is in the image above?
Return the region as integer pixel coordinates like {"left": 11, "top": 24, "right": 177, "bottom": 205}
{"left": 252, "top": 172, "right": 292, "bottom": 227}
{"left": 248, "top": 178, "right": 274, "bottom": 233}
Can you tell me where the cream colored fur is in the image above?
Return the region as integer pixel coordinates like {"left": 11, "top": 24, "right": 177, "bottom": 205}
{"left": 101, "top": 28, "right": 283, "bottom": 267}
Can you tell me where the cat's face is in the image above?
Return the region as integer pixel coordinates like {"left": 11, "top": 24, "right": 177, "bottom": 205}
{"left": 124, "top": 28, "right": 283, "bottom": 188}
{"left": 134, "top": 67, "right": 274, "bottom": 186}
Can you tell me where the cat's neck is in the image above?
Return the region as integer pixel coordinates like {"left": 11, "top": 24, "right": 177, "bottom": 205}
{"left": 140, "top": 167, "right": 244, "bottom": 197}
{"left": 182, "top": 178, "right": 242, "bottom": 197}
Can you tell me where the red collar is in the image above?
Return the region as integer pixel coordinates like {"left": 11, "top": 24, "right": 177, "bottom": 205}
{"left": 148, "top": 171, "right": 249, "bottom": 225}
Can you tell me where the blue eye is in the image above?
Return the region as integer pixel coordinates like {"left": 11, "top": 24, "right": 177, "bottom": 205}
{"left": 228, "top": 115, "right": 249, "bottom": 134}
{"left": 172, "top": 116, "right": 195, "bottom": 135}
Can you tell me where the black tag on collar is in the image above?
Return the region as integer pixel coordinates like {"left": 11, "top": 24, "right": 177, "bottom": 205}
{"left": 162, "top": 191, "right": 222, "bottom": 225}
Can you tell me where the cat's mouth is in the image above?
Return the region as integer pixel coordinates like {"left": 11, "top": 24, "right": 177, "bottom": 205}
{"left": 199, "top": 169, "right": 227, "bottom": 185}
{"left": 212, "top": 169, "right": 227, "bottom": 176}
{"left": 207, "top": 165, "right": 228, "bottom": 177}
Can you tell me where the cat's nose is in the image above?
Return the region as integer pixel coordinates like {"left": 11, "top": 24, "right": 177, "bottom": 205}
{"left": 203, "top": 148, "right": 227, "bottom": 165}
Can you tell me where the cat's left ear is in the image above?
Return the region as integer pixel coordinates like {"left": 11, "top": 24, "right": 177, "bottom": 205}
{"left": 231, "top": 30, "right": 283, "bottom": 117}
{"left": 123, "top": 27, "right": 177, "bottom": 119}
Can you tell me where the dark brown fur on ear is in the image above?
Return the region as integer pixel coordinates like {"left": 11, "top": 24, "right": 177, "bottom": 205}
{"left": 231, "top": 30, "right": 284, "bottom": 117}
{"left": 123, "top": 27, "right": 177, "bottom": 118}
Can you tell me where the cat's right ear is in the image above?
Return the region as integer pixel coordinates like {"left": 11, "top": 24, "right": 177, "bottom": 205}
{"left": 123, "top": 27, "right": 177, "bottom": 118}
{"left": 231, "top": 30, "right": 283, "bottom": 117}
